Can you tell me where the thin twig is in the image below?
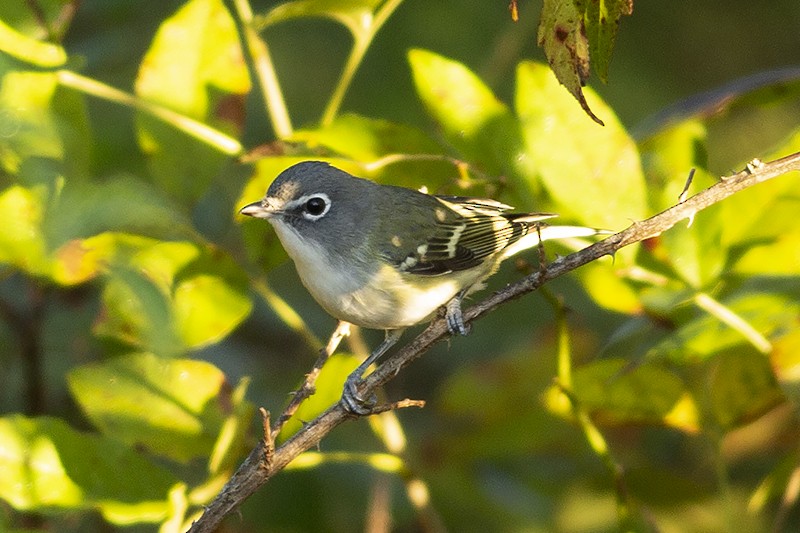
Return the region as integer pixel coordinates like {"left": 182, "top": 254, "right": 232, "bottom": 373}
{"left": 187, "top": 152, "right": 800, "bottom": 533}
{"left": 270, "top": 321, "right": 350, "bottom": 437}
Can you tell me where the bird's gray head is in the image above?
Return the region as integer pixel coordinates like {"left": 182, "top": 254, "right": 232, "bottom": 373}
{"left": 240, "top": 161, "right": 378, "bottom": 251}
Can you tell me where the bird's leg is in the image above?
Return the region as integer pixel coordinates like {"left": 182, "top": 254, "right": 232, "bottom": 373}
{"left": 444, "top": 290, "right": 471, "bottom": 336}
{"left": 342, "top": 328, "right": 404, "bottom": 415}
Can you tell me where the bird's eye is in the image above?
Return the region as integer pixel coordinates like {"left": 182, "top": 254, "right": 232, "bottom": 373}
{"left": 303, "top": 195, "right": 329, "bottom": 218}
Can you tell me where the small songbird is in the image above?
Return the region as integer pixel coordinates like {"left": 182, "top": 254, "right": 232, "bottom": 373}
{"left": 241, "top": 161, "right": 602, "bottom": 414}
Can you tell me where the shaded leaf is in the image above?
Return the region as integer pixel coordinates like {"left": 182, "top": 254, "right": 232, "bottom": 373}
{"left": 0, "top": 414, "right": 175, "bottom": 524}
{"left": 43, "top": 175, "right": 193, "bottom": 252}
{"left": 705, "top": 350, "right": 783, "bottom": 430}
{"left": 770, "top": 329, "right": 800, "bottom": 410}
{"left": 536, "top": 0, "right": 602, "bottom": 125}
{"left": 649, "top": 290, "right": 800, "bottom": 363}
{"left": 551, "top": 358, "right": 696, "bottom": 430}
{"left": 575, "top": 0, "right": 632, "bottom": 83}
{"left": 67, "top": 352, "right": 245, "bottom": 463}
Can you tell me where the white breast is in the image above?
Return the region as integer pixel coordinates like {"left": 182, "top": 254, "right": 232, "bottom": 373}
{"left": 270, "top": 220, "right": 488, "bottom": 329}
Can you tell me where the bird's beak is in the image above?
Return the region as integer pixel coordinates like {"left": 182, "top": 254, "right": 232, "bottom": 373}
{"left": 240, "top": 199, "right": 279, "bottom": 219}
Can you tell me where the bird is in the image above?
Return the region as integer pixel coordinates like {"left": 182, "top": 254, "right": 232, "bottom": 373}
{"left": 240, "top": 161, "right": 603, "bottom": 414}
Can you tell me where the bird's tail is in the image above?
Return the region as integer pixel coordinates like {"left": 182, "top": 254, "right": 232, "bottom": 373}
{"left": 501, "top": 224, "right": 609, "bottom": 260}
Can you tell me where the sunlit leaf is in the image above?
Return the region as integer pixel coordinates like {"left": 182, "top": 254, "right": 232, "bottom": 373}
{"left": 280, "top": 353, "right": 359, "bottom": 440}
{"left": 770, "top": 329, "right": 800, "bottom": 410}
{"left": 173, "top": 253, "right": 252, "bottom": 349}
{"left": 0, "top": 185, "right": 51, "bottom": 277}
{"left": 409, "top": 49, "right": 522, "bottom": 177}
{"left": 0, "top": 18, "right": 66, "bottom": 67}
{"left": 0, "top": 69, "right": 91, "bottom": 177}
{"left": 0, "top": 414, "right": 175, "bottom": 524}
{"left": 657, "top": 203, "right": 726, "bottom": 288}
{"left": 91, "top": 238, "right": 251, "bottom": 352}
{"left": 639, "top": 119, "right": 709, "bottom": 212}
{"left": 290, "top": 113, "right": 442, "bottom": 163}
{"left": 515, "top": 61, "right": 645, "bottom": 230}
{"left": 135, "top": 0, "right": 249, "bottom": 201}
{"left": 719, "top": 127, "right": 800, "bottom": 248}
{"left": 67, "top": 352, "right": 243, "bottom": 463}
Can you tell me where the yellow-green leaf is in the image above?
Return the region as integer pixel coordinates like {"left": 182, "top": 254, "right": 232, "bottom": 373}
{"left": 515, "top": 61, "right": 645, "bottom": 230}
{"left": 67, "top": 353, "right": 242, "bottom": 463}
{"left": 0, "top": 414, "right": 175, "bottom": 523}
{"left": 409, "top": 49, "right": 521, "bottom": 176}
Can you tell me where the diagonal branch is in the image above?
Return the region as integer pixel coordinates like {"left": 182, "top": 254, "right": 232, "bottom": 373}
{"left": 187, "top": 152, "right": 800, "bottom": 533}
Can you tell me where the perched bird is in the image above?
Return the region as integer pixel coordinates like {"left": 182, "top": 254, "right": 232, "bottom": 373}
{"left": 241, "top": 161, "right": 602, "bottom": 413}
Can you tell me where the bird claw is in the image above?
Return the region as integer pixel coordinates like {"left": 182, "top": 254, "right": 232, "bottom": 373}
{"left": 445, "top": 297, "right": 470, "bottom": 336}
{"left": 341, "top": 373, "right": 377, "bottom": 415}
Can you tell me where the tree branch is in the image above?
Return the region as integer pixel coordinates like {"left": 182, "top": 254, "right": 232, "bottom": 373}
{"left": 187, "top": 152, "right": 800, "bottom": 533}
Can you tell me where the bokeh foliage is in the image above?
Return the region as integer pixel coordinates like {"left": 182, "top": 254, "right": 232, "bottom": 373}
{"left": 1, "top": 0, "right": 800, "bottom": 531}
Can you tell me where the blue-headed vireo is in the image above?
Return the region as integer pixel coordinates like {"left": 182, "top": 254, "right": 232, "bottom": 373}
{"left": 241, "top": 161, "right": 603, "bottom": 414}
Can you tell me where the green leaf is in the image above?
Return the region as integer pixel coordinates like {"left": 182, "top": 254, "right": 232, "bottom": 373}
{"left": 0, "top": 69, "right": 92, "bottom": 177}
{"left": 290, "top": 113, "right": 443, "bottom": 163}
{"left": 0, "top": 414, "right": 175, "bottom": 524}
{"left": 514, "top": 61, "right": 646, "bottom": 229}
{"left": 92, "top": 238, "right": 251, "bottom": 352}
{"left": 43, "top": 175, "right": 194, "bottom": 251}
{"left": 95, "top": 266, "right": 185, "bottom": 356}
{"left": 649, "top": 290, "right": 800, "bottom": 363}
{"left": 657, "top": 203, "right": 726, "bottom": 288}
{"left": 134, "top": 0, "right": 249, "bottom": 201}
{"left": 172, "top": 250, "right": 252, "bottom": 349}
{"left": 0, "top": 0, "right": 76, "bottom": 43}
{"left": 565, "top": 358, "right": 694, "bottom": 429}
{"left": 705, "top": 350, "right": 782, "bottom": 430}
{"left": 0, "top": 18, "right": 66, "bottom": 67}
{"left": 67, "top": 352, "right": 246, "bottom": 463}
{"left": 536, "top": 0, "right": 602, "bottom": 125}
{"left": 770, "top": 329, "right": 800, "bottom": 411}
{"left": 639, "top": 119, "right": 709, "bottom": 212}
{"left": 719, "top": 127, "right": 800, "bottom": 249}
{"left": 261, "top": 0, "right": 383, "bottom": 37}
{"left": 408, "top": 49, "right": 522, "bottom": 176}
{"left": 280, "top": 353, "right": 360, "bottom": 440}
{"left": 0, "top": 184, "right": 51, "bottom": 277}
{"left": 575, "top": 0, "right": 632, "bottom": 83}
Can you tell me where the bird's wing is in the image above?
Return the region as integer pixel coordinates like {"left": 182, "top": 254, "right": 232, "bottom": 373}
{"left": 392, "top": 196, "right": 555, "bottom": 276}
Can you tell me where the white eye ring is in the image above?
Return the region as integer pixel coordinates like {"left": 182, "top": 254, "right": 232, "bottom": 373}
{"left": 296, "top": 193, "right": 331, "bottom": 221}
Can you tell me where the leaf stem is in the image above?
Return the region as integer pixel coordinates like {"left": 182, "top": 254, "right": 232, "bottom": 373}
{"left": 321, "top": 0, "right": 404, "bottom": 126}
{"left": 230, "top": 0, "right": 293, "bottom": 138}
{"left": 56, "top": 70, "right": 242, "bottom": 155}
{"left": 693, "top": 292, "right": 772, "bottom": 354}
{"left": 251, "top": 277, "right": 321, "bottom": 352}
